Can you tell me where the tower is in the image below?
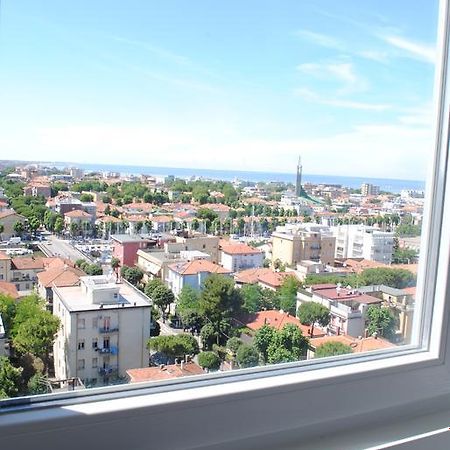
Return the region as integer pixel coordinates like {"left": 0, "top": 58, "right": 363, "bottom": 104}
{"left": 295, "top": 155, "right": 302, "bottom": 197}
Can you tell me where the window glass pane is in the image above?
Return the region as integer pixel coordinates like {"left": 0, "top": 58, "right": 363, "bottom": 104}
{"left": 0, "top": 0, "right": 441, "bottom": 402}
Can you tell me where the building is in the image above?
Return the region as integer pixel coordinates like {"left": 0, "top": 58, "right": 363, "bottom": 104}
{"left": 333, "top": 225, "right": 394, "bottom": 264}
{"left": 297, "top": 284, "right": 382, "bottom": 338}
{"left": 167, "top": 259, "right": 231, "bottom": 297}
{"left": 0, "top": 251, "right": 11, "bottom": 281}
{"left": 64, "top": 210, "right": 94, "bottom": 234}
{"left": 308, "top": 334, "right": 395, "bottom": 359}
{"left": 220, "top": 242, "right": 264, "bottom": 272}
{"left": 0, "top": 210, "right": 26, "bottom": 240}
{"left": 361, "top": 183, "right": 380, "bottom": 196}
{"left": 271, "top": 224, "right": 336, "bottom": 267}
{"left": 295, "top": 155, "right": 302, "bottom": 197}
{"left": 111, "top": 234, "right": 155, "bottom": 267}
{"left": 52, "top": 275, "right": 151, "bottom": 387}
{"left": 23, "top": 182, "right": 52, "bottom": 198}
{"left": 127, "top": 361, "right": 204, "bottom": 383}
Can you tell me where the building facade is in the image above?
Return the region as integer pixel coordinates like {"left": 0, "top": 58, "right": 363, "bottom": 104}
{"left": 52, "top": 275, "right": 151, "bottom": 387}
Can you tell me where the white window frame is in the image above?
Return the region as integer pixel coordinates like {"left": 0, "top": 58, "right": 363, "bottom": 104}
{"left": 2, "top": 2, "right": 450, "bottom": 449}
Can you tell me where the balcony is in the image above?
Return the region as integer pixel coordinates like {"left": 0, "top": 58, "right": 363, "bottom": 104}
{"left": 96, "top": 346, "right": 118, "bottom": 355}
{"left": 98, "top": 326, "right": 119, "bottom": 333}
{"left": 98, "top": 365, "right": 118, "bottom": 376}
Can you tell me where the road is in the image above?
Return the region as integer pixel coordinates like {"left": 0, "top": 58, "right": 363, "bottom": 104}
{"left": 39, "top": 235, "right": 92, "bottom": 263}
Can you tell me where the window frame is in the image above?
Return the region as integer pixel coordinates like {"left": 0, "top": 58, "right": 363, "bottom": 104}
{"left": 1, "top": 1, "right": 450, "bottom": 448}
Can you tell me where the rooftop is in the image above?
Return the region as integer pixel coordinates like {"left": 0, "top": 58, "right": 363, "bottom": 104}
{"left": 310, "top": 334, "right": 396, "bottom": 353}
{"left": 310, "top": 285, "right": 382, "bottom": 304}
{"left": 64, "top": 210, "right": 92, "bottom": 218}
{"left": 37, "top": 266, "right": 84, "bottom": 288}
{"left": 111, "top": 234, "right": 153, "bottom": 244}
{"left": 168, "top": 259, "right": 231, "bottom": 276}
{"left": 127, "top": 361, "right": 204, "bottom": 383}
{"left": 221, "top": 243, "right": 262, "bottom": 255}
{"left": 244, "top": 310, "right": 326, "bottom": 337}
{"left": 0, "top": 281, "right": 19, "bottom": 299}
{"left": 54, "top": 277, "right": 151, "bottom": 312}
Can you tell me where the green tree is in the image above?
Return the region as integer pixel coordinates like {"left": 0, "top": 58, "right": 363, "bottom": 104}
{"left": 200, "top": 274, "right": 242, "bottom": 343}
{"left": 241, "top": 284, "right": 263, "bottom": 314}
{"left": 151, "top": 284, "right": 175, "bottom": 316}
{"left": 84, "top": 263, "right": 103, "bottom": 276}
{"left": 54, "top": 217, "right": 64, "bottom": 234}
{"left": 0, "top": 356, "right": 22, "bottom": 398}
{"left": 80, "top": 193, "right": 94, "bottom": 202}
{"left": 13, "top": 221, "right": 24, "bottom": 236}
{"left": 254, "top": 325, "right": 277, "bottom": 363}
{"left": 278, "top": 276, "right": 299, "bottom": 315}
{"left": 226, "top": 337, "right": 243, "bottom": 355}
{"left": 120, "top": 266, "right": 144, "bottom": 285}
{"left": 366, "top": 306, "right": 396, "bottom": 340}
{"left": 144, "top": 278, "right": 164, "bottom": 298}
{"left": 200, "top": 323, "right": 217, "bottom": 351}
{"left": 27, "top": 372, "right": 50, "bottom": 395}
{"left": 147, "top": 334, "right": 199, "bottom": 362}
{"left": 0, "top": 293, "right": 17, "bottom": 335}
{"left": 236, "top": 344, "right": 260, "bottom": 368}
{"left": 267, "top": 324, "right": 309, "bottom": 364}
{"left": 111, "top": 257, "right": 120, "bottom": 281}
{"left": 392, "top": 248, "right": 418, "bottom": 264}
{"left": 360, "top": 268, "right": 416, "bottom": 289}
{"left": 198, "top": 351, "right": 221, "bottom": 371}
{"left": 297, "top": 302, "right": 331, "bottom": 337}
{"left": 315, "top": 342, "right": 353, "bottom": 358}
{"left": 13, "top": 313, "right": 60, "bottom": 374}
{"left": 177, "top": 286, "right": 203, "bottom": 329}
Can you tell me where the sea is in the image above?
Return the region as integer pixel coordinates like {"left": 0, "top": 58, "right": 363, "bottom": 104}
{"left": 54, "top": 162, "right": 424, "bottom": 194}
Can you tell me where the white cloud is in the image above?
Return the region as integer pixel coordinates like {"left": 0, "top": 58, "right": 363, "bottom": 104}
{"left": 294, "top": 88, "right": 391, "bottom": 111}
{"left": 382, "top": 35, "right": 436, "bottom": 63}
{"left": 357, "top": 50, "right": 390, "bottom": 64}
{"left": 295, "top": 30, "right": 345, "bottom": 50}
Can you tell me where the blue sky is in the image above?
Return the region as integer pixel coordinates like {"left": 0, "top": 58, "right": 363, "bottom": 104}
{"left": 0, "top": 1, "right": 439, "bottom": 180}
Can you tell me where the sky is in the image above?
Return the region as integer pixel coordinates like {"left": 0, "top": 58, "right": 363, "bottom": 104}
{"left": 0, "top": 0, "right": 440, "bottom": 180}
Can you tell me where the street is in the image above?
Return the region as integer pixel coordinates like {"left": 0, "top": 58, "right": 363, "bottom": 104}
{"left": 38, "top": 234, "right": 92, "bottom": 263}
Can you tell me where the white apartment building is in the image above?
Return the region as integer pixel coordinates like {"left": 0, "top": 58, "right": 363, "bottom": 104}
{"left": 361, "top": 183, "right": 380, "bottom": 196}
{"left": 333, "top": 225, "right": 394, "bottom": 264}
{"left": 297, "top": 285, "right": 382, "bottom": 338}
{"left": 53, "top": 275, "right": 151, "bottom": 387}
{"left": 220, "top": 243, "right": 264, "bottom": 272}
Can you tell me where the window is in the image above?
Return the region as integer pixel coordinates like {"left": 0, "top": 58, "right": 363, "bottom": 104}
{"left": 1, "top": 1, "right": 449, "bottom": 449}
{"left": 77, "top": 359, "right": 85, "bottom": 370}
{"left": 92, "top": 358, "right": 98, "bottom": 368}
{"left": 92, "top": 339, "right": 98, "bottom": 349}
{"left": 77, "top": 341, "right": 85, "bottom": 350}
{"left": 92, "top": 317, "right": 98, "bottom": 328}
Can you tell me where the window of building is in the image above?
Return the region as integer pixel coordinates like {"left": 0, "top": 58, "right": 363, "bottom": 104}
{"left": 92, "top": 358, "right": 98, "bottom": 368}
{"left": 92, "top": 317, "right": 98, "bottom": 328}
{"left": 92, "top": 339, "right": 98, "bottom": 349}
{"left": 77, "top": 359, "right": 85, "bottom": 370}
{"left": 77, "top": 341, "right": 85, "bottom": 350}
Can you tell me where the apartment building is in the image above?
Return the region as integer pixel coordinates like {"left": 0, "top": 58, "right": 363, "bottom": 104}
{"left": 52, "top": 275, "right": 151, "bottom": 387}
{"left": 111, "top": 234, "right": 155, "bottom": 267}
{"left": 271, "top": 224, "right": 336, "bottom": 267}
{"left": 332, "top": 225, "right": 394, "bottom": 264}
{"left": 220, "top": 242, "right": 264, "bottom": 272}
{"left": 297, "top": 284, "right": 382, "bottom": 338}
{"left": 361, "top": 183, "right": 380, "bottom": 196}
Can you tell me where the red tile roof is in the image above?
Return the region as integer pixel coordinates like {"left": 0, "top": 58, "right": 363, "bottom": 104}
{"left": 37, "top": 266, "right": 84, "bottom": 288}
{"left": 311, "top": 285, "right": 382, "bottom": 304}
{"left": 127, "top": 362, "right": 204, "bottom": 383}
{"left": 258, "top": 271, "right": 297, "bottom": 289}
{"left": 221, "top": 243, "right": 262, "bottom": 255}
{"left": 310, "top": 334, "right": 395, "bottom": 353}
{"left": 0, "top": 281, "right": 19, "bottom": 299}
{"left": 0, "top": 251, "right": 10, "bottom": 261}
{"left": 64, "top": 210, "right": 92, "bottom": 218}
{"left": 235, "top": 268, "right": 274, "bottom": 284}
{"left": 11, "top": 257, "right": 44, "bottom": 270}
{"left": 168, "top": 259, "right": 231, "bottom": 276}
{"left": 244, "top": 310, "right": 325, "bottom": 337}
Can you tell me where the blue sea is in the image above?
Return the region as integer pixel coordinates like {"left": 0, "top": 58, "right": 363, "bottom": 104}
{"left": 57, "top": 162, "right": 424, "bottom": 194}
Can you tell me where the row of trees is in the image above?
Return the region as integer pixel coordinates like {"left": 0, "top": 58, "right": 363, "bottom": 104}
{"left": 0, "top": 294, "right": 60, "bottom": 398}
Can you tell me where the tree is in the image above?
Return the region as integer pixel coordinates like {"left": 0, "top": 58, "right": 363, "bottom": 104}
{"left": 80, "top": 193, "right": 94, "bottom": 202}
{"left": 392, "top": 248, "right": 418, "bottom": 264}
{"left": 54, "top": 217, "right": 64, "bottom": 234}
{"left": 120, "top": 266, "right": 144, "bottom": 285}
{"left": 315, "top": 342, "right": 353, "bottom": 358}
{"left": 151, "top": 285, "right": 175, "bottom": 316}
{"left": 200, "top": 323, "right": 217, "bottom": 351}
{"left": 69, "top": 222, "right": 79, "bottom": 237}
{"left": 13, "top": 221, "right": 24, "bottom": 236}
{"left": 297, "top": 302, "right": 331, "bottom": 337}
{"left": 200, "top": 274, "right": 242, "bottom": 343}
{"left": 254, "top": 325, "right": 277, "bottom": 363}
{"left": 241, "top": 284, "right": 263, "bottom": 314}
{"left": 13, "top": 313, "right": 60, "bottom": 374}
{"left": 177, "top": 286, "right": 203, "bottom": 330}
{"left": 147, "top": 334, "right": 199, "bottom": 362}
{"left": 359, "top": 268, "right": 416, "bottom": 289}
{"left": 84, "top": 263, "right": 103, "bottom": 276}
{"left": 266, "top": 324, "right": 309, "bottom": 365}
{"left": 0, "top": 293, "right": 17, "bottom": 335}
{"left": 0, "top": 356, "right": 22, "bottom": 398}
{"left": 144, "top": 278, "right": 164, "bottom": 298}
{"left": 198, "top": 351, "right": 221, "bottom": 371}
{"left": 27, "top": 372, "right": 50, "bottom": 395}
{"left": 366, "top": 306, "right": 396, "bottom": 340}
{"left": 226, "top": 337, "right": 243, "bottom": 355}
{"left": 278, "top": 276, "right": 300, "bottom": 315}
{"left": 111, "top": 257, "right": 120, "bottom": 281}
{"left": 236, "top": 344, "right": 259, "bottom": 368}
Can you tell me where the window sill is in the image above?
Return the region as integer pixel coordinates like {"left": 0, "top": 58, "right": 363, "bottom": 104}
{"left": 1, "top": 347, "right": 449, "bottom": 449}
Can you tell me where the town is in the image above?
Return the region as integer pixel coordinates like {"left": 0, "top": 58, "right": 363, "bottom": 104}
{"left": 0, "top": 159, "right": 421, "bottom": 398}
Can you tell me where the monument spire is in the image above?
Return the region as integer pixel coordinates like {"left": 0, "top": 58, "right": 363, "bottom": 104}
{"left": 296, "top": 155, "right": 302, "bottom": 197}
